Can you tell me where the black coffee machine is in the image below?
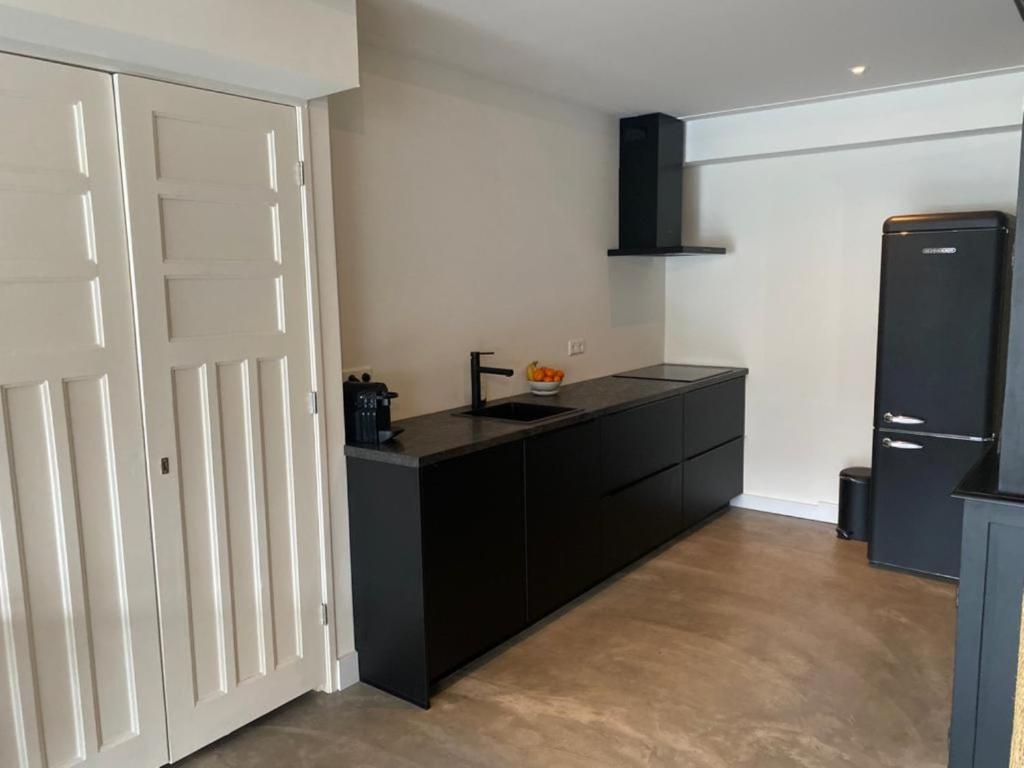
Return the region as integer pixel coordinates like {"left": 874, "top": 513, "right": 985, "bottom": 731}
{"left": 343, "top": 375, "right": 403, "bottom": 446}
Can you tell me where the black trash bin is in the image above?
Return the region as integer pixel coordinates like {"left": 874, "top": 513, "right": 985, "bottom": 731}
{"left": 837, "top": 466, "right": 871, "bottom": 541}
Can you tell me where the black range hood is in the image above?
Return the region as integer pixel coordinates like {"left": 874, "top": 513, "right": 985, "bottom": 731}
{"left": 608, "top": 112, "right": 726, "bottom": 257}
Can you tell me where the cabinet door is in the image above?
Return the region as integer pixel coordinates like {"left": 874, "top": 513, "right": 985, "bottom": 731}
{"left": 950, "top": 507, "right": 1024, "bottom": 767}
{"left": 422, "top": 443, "right": 527, "bottom": 681}
{"left": 525, "top": 422, "right": 602, "bottom": 622}
{"left": 602, "top": 464, "right": 683, "bottom": 574}
{"left": 116, "top": 75, "right": 323, "bottom": 761}
{"left": 0, "top": 54, "right": 167, "bottom": 768}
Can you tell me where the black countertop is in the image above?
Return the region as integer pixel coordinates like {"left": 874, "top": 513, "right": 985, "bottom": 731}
{"left": 344, "top": 366, "right": 748, "bottom": 468}
{"left": 955, "top": 446, "right": 1024, "bottom": 507}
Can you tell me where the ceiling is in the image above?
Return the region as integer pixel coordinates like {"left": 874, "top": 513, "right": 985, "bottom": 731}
{"left": 355, "top": 0, "right": 1024, "bottom": 117}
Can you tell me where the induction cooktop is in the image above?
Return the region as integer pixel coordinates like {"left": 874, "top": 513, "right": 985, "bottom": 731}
{"left": 613, "top": 364, "right": 732, "bottom": 383}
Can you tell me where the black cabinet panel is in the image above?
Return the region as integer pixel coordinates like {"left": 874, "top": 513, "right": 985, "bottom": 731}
{"left": 949, "top": 500, "right": 1024, "bottom": 767}
{"left": 421, "top": 442, "right": 527, "bottom": 681}
{"left": 602, "top": 464, "right": 683, "bottom": 574}
{"left": 684, "top": 378, "right": 745, "bottom": 458}
{"left": 600, "top": 397, "right": 683, "bottom": 493}
{"left": 525, "top": 422, "right": 603, "bottom": 622}
{"left": 682, "top": 437, "right": 743, "bottom": 529}
{"left": 869, "top": 432, "right": 989, "bottom": 579}
{"left": 347, "top": 459, "right": 430, "bottom": 707}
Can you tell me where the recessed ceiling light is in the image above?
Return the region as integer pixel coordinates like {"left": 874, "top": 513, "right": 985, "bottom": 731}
{"left": 850, "top": 65, "right": 868, "bottom": 76}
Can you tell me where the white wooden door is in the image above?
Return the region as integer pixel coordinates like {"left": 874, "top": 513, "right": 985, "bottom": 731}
{"left": 0, "top": 54, "right": 167, "bottom": 768}
{"left": 114, "top": 75, "right": 324, "bottom": 761}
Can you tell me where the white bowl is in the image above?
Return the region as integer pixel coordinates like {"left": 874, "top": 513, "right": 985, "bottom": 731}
{"left": 528, "top": 380, "right": 562, "bottom": 396}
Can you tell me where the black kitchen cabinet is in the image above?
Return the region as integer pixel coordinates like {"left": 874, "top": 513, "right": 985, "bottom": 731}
{"left": 949, "top": 470, "right": 1024, "bottom": 767}
{"left": 346, "top": 371, "right": 747, "bottom": 707}
{"left": 525, "top": 421, "right": 603, "bottom": 622}
{"left": 602, "top": 463, "right": 683, "bottom": 573}
{"left": 422, "top": 442, "right": 527, "bottom": 681}
{"left": 347, "top": 442, "right": 526, "bottom": 708}
{"left": 600, "top": 397, "right": 683, "bottom": 493}
{"left": 682, "top": 437, "right": 744, "bottom": 530}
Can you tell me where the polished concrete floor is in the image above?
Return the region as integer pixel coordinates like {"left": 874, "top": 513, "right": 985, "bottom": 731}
{"left": 176, "top": 508, "right": 957, "bottom": 768}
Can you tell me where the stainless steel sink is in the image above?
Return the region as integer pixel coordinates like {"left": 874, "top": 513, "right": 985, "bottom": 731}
{"left": 457, "top": 401, "right": 578, "bottom": 423}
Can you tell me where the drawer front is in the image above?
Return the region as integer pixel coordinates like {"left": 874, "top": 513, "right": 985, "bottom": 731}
{"left": 684, "top": 378, "right": 745, "bottom": 459}
{"left": 600, "top": 396, "right": 683, "bottom": 493}
{"left": 602, "top": 463, "right": 683, "bottom": 575}
{"left": 682, "top": 437, "right": 743, "bottom": 529}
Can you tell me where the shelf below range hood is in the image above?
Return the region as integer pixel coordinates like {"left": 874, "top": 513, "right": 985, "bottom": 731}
{"left": 609, "top": 112, "right": 726, "bottom": 257}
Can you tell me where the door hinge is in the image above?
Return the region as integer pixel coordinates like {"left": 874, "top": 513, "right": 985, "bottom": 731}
{"left": 320, "top": 603, "right": 329, "bottom": 626}
{"left": 309, "top": 390, "right": 318, "bottom": 415}
{"left": 296, "top": 160, "right": 306, "bottom": 187}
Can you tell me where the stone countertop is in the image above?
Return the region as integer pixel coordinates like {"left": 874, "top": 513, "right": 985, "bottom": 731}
{"left": 344, "top": 366, "right": 748, "bottom": 468}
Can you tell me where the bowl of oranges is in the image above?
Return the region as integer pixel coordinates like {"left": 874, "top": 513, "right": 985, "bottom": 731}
{"left": 526, "top": 361, "right": 565, "bottom": 396}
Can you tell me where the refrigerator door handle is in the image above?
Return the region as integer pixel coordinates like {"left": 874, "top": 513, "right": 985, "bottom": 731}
{"left": 882, "top": 437, "right": 924, "bottom": 450}
{"left": 883, "top": 412, "right": 926, "bottom": 426}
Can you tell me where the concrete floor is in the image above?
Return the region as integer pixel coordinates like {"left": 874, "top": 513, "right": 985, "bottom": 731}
{"left": 176, "top": 508, "right": 957, "bottom": 768}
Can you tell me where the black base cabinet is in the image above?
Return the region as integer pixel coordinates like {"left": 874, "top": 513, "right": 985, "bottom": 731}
{"left": 347, "top": 376, "right": 746, "bottom": 707}
{"left": 949, "top": 493, "right": 1024, "bottom": 767}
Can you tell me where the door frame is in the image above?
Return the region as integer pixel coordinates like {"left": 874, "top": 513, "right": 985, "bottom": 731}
{"left": 298, "top": 98, "right": 349, "bottom": 694}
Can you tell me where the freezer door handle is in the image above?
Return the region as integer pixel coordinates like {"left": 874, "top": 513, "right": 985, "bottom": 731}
{"left": 883, "top": 412, "right": 926, "bottom": 426}
{"left": 882, "top": 437, "right": 924, "bottom": 450}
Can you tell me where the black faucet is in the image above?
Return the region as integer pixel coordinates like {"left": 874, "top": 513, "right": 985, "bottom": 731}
{"left": 470, "top": 351, "right": 514, "bottom": 410}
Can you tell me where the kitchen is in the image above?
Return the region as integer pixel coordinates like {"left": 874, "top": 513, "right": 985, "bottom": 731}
{"left": 0, "top": 2, "right": 1023, "bottom": 768}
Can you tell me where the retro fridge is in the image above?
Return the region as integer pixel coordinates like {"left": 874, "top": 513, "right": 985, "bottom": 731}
{"left": 869, "top": 212, "right": 1013, "bottom": 579}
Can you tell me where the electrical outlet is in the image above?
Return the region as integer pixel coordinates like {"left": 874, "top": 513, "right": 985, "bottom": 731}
{"left": 568, "top": 339, "right": 586, "bottom": 356}
{"left": 343, "top": 366, "right": 373, "bottom": 383}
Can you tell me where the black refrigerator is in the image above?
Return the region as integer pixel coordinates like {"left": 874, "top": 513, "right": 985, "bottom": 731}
{"left": 869, "top": 212, "right": 1013, "bottom": 580}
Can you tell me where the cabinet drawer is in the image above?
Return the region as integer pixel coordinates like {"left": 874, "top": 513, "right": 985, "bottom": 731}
{"left": 684, "top": 378, "right": 745, "bottom": 459}
{"left": 600, "top": 397, "right": 683, "bottom": 493}
{"left": 682, "top": 437, "right": 743, "bottom": 529}
{"left": 602, "top": 463, "right": 683, "bottom": 574}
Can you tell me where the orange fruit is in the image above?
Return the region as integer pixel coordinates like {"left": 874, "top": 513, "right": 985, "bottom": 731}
{"left": 554, "top": 372, "right": 564, "bottom": 381}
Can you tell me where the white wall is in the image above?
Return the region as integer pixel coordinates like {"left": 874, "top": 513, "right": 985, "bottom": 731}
{"left": 329, "top": 45, "right": 665, "bottom": 419}
{"left": 667, "top": 79, "right": 1023, "bottom": 520}
{"left": 0, "top": 0, "right": 359, "bottom": 100}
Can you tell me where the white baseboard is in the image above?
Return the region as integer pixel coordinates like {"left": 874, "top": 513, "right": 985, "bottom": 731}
{"left": 732, "top": 494, "right": 839, "bottom": 525}
{"left": 335, "top": 651, "right": 360, "bottom": 691}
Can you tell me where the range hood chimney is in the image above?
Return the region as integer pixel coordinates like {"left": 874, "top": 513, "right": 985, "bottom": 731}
{"left": 608, "top": 113, "right": 725, "bottom": 257}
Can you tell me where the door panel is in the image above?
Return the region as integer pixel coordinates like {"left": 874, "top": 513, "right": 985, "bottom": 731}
{"left": 868, "top": 431, "right": 989, "bottom": 579}
{"left": 875, "top": 228, "right": 1006, "bottom": 437}
{"left": 525, "top": 422, "right": 603, "bottom": 623}
{"left": 422, "top": 443, "right": 527, "bottom": 682}
{"left": 0, "top": 53, "right": 166, "bottom": 768}
{"left": 115, "top": 75, "right": 323, "bottom": 761}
